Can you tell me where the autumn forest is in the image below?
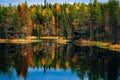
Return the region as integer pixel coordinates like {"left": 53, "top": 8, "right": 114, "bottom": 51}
{"left": 0, "top": 0, "right": 120, "bottom": 43}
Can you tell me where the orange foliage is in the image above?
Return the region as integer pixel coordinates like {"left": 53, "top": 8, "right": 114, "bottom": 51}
{"left": 20, "top": 3, "right": 32, "bottom": 36}
{"left": 56, "top": 4, "right": 61, "bottom": 12}
{"left": 20, "top": 3, "right": 25, "bottom": 17}
{"left": 28, "top": 55, "right": 34, "bottom": 66}
{"left": 72, "top": 54, "right": 78, "bottom": 63}
{"left": 42, "top": 58, "right": 46, "bottom": 65}
{"left": 72, "top": 20, "right": 79, "bottom": 31}
{"left": 51, "top": 16, "right": 55, "bottom": 25}
{"left": 51, "top": 50, "right": 55, "bottom": 60}
{"left": 31, "top": 7, "right": 35, "bottom": 13}
{"left": 55, "top": 62, "right": 60, "bottom": 69}
{"left": 27, "top": 44, "right": 34, "bottom": 66}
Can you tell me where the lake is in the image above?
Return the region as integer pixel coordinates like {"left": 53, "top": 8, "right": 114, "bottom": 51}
{"left": 0, "top": 40, "right": 120, "bottom": 80}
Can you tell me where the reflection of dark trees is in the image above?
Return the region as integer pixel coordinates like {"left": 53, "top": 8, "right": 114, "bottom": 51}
{"left": 0, "top": 43, "right": 120, "bottom": 80}
{"left": 107, "top": 53, "right": 119, "bottom": 80}
{"left": 0, "top": 44, "right": 16, "bottom": 70}
{"left": 72, "top": 46, "right": 120, "bottom": 80}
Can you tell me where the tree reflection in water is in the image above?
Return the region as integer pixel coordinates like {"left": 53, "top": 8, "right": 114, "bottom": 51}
{"left": 0, "top": 41, "right": 120, "bottom": 80}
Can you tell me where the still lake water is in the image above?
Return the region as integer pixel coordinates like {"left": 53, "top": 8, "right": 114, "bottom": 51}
{"left": 0, "top": 40, "right": 120, "bottom": 80}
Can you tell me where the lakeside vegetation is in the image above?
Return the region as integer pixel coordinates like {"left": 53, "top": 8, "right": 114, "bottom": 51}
{"left": 0, "top": 0, "right": 120, "bottom": 44}
{"left": 74, "top": 39, "right": 120, "bottom": 52}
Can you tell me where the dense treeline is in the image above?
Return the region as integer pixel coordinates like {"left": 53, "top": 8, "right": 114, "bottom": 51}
{"left": 0, "top": 0, "right": 120, "bottom": 43}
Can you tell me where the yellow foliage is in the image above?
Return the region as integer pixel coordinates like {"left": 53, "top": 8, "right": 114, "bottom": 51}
{"left": 51, "top": 16, "right": 55, "bottom": 25}
{"left": 56, "top": 4, "right": 61, "bottom": 12}
{"left": 67, "top": 4, "right": 71, "bottom": 8}
{"left": 42, "top": 58, "right": 46, "bottom": 65}
{"left": 51, "top": 50, "right": 55, "bottom": 60}
{"left": 65, "top": 62, "right": 69, "bottom": 69}
{"left": 31, "top": 7, "right": 35, "bottom": 13}
{"left": 84, "top": 6, "right": 88, "bottom": 11}
{"left": 42, "top": 9, "right": 46, "bottom": 16}
{"left": 75, "top": 4, "right": 80, "bottom": 10}
{"left": 66, "top": 7, "right": 69, "bottom": 14}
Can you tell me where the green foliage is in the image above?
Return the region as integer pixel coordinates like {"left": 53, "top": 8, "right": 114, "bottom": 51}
{"left": 0, "top": 0, "right": 120, "bottom": 43}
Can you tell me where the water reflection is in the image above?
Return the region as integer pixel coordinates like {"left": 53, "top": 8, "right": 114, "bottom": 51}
{"left": 0, "top": 41, "right": 120, "bottom": 80}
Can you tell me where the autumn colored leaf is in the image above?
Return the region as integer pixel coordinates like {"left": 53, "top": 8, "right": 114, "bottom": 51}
{"left": 42, "top": 9, "right": 46, "bottom": 16}
{"left": 51, "top": 15, "right": 55, "bottom": 25}
{"left": 56, "top": 4, "right": 61, "bottom": 12}
{"left": 66, "top": 7, "right": 69, "bottom": 14}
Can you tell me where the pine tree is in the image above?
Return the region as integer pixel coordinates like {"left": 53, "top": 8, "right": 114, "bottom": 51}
{"left": 109, "top": 0, "right": 119, "bottom": 43}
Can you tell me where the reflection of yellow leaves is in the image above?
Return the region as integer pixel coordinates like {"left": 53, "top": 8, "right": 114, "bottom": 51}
{"left": 51, "top": 50, "right": 55, "bottom": 60}
{"left": 42, "top": 58, "right": 46, "bottom": 65}
{"left": 55, "top": 62, "right": 60, "bottom": 69}
{"left": 65, "top": 62, "right": 69, "bottom": 69}
{"left": 56, "top": 4, "right": 61, "bottom": 12}
{"left": 42, "top": 9, "right": 46, "bottom": 16}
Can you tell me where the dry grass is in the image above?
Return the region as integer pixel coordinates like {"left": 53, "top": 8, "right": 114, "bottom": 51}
{"left": 110, "top": 44, "right": 120, "bottom": 49}
{"left": 0, "top": 38, "right": 41, "bottom": 43}
{"left": 40, "top": 36, "right": 59, "bottom": 39}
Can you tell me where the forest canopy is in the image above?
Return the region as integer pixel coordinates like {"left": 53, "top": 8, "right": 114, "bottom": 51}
{"left": 0, "top": 0, "right": 120, "bottom": 43}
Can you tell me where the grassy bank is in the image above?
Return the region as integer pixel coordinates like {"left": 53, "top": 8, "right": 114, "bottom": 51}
{"left": 0, "top": 36, "right": 70, "bottom": 44}
{"left": 74, "top": 40, "right": 120, "bottom": 52}
{"left": 0, "top": 38, "right": 41, "bottom": 44}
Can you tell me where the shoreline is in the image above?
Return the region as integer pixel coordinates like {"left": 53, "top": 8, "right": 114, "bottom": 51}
{"left": 74, "top": 40, "right": 120, "bottom": 52}
{"left": 0, "top": 37, "right": 120, "bottom": 52}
